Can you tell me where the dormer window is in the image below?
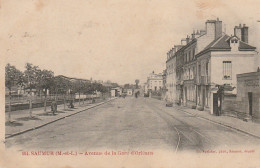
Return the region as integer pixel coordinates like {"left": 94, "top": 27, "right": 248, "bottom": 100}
{"left": 229, "top": 36, "right": 239, "bottom": 51}
{"left": 231, "top": 39, "right": 238, "bottom": 43}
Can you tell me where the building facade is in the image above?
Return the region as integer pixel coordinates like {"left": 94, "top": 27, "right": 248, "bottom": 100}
{"left": 166, "top": 48, "right": 177, "bottom": 102}
{"left": 165, "top": 18, "right": 259, "bottom": 115}
{"left": 236, "top": 71, "right": 260, "bottom": 122}
{"left": 196, "top": 29, "right": 258, "bottom": 113}
{"left": 147, "top": 71, "right": 164, "bottom": 91}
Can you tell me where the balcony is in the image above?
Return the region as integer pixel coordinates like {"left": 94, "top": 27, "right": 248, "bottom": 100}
{"left": 197, "top": 76, "right": 211, "bottom": 85}
{"left": 176, "top": 80, "right": 184, "bottom": 85}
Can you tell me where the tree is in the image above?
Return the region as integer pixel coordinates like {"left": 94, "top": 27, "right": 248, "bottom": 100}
{"left": 24, "top": 63, "right": 39, "bottom": 117}
{"left": 36, "top": 69, "right": 54, "bottom": 112}
{"left": 5, "top": 64, "right": 25, "bottom": 122}
{"left": 135, "top": 79, "right": 140, "bottom": 89}
{"left": 71, "top": 80, "right": 84, "bottom": 105}
{"left": 124, "top": 84, "right": 130, "bottom": 89}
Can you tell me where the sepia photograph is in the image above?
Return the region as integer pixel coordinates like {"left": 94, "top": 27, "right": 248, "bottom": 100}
{"left": 1, "top": 0, "right": 260, "bottom": 167}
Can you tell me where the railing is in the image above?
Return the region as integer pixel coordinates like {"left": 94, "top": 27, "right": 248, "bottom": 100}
{"left": 5, "top": 93, "right": 104, "bottom": 105}
{"left": 197, "top": 76, "right": 210, "bottom": 85}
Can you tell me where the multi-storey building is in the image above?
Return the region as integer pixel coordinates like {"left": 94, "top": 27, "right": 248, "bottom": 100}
{"left": 165, "top": 18, "right": 259, "bottom": 115}
{"left": 196, "top": 24, "right": 258, "bottom": 114}
{"left": 147, "top": 71, "right": 163, "bottom": 91}
{"left": 166, "top": 48, "right": 177, "bottom": 102}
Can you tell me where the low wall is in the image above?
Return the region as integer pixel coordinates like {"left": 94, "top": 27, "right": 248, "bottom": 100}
{"left": 222, "top": 96, "right": 249, "bottom": 119}
{"left": 5, "top": 97, "right": 100, "bottom": 112}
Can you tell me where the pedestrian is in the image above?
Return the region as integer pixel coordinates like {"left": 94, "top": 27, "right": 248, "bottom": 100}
{"left": 70, "top": 99, "right": 74, "bottom": 108}
{"left": 51, "top": 100, "right": 57, "bottom": 115}
{"left": 217, "top": 97, "right": 221, "bottom": 116}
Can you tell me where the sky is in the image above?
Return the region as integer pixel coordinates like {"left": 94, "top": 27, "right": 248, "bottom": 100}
{"left": 1, "top": 0, "right": 260, "bottom": 85}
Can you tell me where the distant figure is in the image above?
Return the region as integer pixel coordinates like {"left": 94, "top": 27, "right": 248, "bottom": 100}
{"left": 69, "top": 100, "right": 74, "bottom": 108}
{"left": 51, "top": 100, "right": 57, "bottom": 115}
{"left": 217, "top": 97, "right": 221, "bottom": 116}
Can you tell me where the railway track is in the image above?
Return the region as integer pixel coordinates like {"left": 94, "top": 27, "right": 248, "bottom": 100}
{"left": 147, "top": 101, "right": 216, "bottom": 153}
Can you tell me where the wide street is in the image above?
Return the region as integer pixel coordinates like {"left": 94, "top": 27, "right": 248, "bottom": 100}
{"left": 6, "top": 97, "right": 260, "bottom": 152}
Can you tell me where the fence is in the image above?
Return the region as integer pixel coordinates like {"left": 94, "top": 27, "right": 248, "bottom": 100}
{"left": 5, "top": 93, "right": 110, "bottom": 112}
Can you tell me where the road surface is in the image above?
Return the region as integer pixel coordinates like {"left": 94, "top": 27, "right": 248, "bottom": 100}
{"left": 6, "top": 97, "right": 260, "bottom": 153}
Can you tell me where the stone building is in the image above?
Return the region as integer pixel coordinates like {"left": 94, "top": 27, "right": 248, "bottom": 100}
{"left": 147, "top": 71, "right": 163, "bottom": 91}
{"left": 196, "top": 26, "right": 258, "bottom": 114}
{"left": 235, "top": 71, "right": 260, "bottom": 122}
{"left": 165, "top": 18, "right": 259, "bottom": 116}
{"left": 166, "top": 47, "right": 178, "bottom": 102}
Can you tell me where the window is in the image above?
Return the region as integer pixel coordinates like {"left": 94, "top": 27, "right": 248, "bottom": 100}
{"left": 206, "top": 62, "right": 209, "bottom": 76}
{"left": 189, "top": 51, "right": 192, "bottom": 61}
{"left": 231, "top": 39, "right": 238, "bottom": 43}
{"left": 188, "top": 68, "right": 191, "bottom": 79}
{"left": 198, "top": 65, "right": 201, "bottom": 77}
{"left": 193, "top": 48, "right": 195, "bottom": 59}
{"left": 192, "top": 66, "right": 195, "bottom": 79}
{"left": 223, "top": 61, "right": 232, "bottom": 79}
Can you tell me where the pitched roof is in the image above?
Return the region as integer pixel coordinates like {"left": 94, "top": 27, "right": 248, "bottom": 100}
{"left": 239, "top": 41, "right": 256, "bottom": 50}
{"left": 196, "top": 34, "right": 256, "bottom": 57}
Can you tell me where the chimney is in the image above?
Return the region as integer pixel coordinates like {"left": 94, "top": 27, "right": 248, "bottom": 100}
{"left": 181, "top": 39, "right": 187, "bottom": 45}
{"left": 205, "top": 18, "right": 222, "bottom": 39}
{"left": 194, "top": 30, "right": 201, "bottom": 38}
{"left": 234, "top": 25, "right": 242, "bottom": 40}
{"left": 241, "top": 24, "right": 248, "bottom": 43}
{"left": 172, "top": 48, "right": 175, "bottom": 55}
{"left": 200, "top": 30, "right": 206, "bottom": 35}
{"left": 234, "top": 24, "right": 249, "bottom": 43}
{"left": 191, "top": 30, "right": 195, "bottom": 39}
{"left": 186, "top": 35, "right": 190, "bottom": 44}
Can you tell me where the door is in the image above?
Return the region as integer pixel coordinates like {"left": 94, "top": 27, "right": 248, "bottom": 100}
{"left": 248, "top": 92, "right": 253, "bottom": 116}
{"left": 185, "top": 87, "right": 187, "bottom": 104}
{"left": 213, "top": 93, "right": 218, "bottom": 115}
{"left": 202, "top": 87, "right": 205, "bottom": 107}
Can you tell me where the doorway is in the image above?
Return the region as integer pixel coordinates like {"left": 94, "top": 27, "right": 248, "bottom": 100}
{"left": 248, "top": 92, "right": 253, "bottom": 116}
{"left": 213, "top": 93, "right": 218, "bottom": 115}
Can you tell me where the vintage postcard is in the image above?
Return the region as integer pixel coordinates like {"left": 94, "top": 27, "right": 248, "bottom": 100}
{"left": 1, "top": 0, "right": 260, "bottom": 167}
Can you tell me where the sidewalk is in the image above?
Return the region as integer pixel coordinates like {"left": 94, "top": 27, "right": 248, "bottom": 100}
{"left": 5, "top": 98, "right": 116, "bottom": 139}
{"left": 174, "top": 105, "right": 260, "bottom": 139}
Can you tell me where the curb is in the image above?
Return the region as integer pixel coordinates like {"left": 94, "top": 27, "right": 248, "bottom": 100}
{"left": 175, "top": 106, "right": 260, "bottom": 139}
{"left": 5, "top": 98, "right": 117, "bottom": 139}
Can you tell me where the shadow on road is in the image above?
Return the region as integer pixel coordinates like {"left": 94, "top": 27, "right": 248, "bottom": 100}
{"left": 37, "top": 113, "right": 58, "bottom": 116}
{"left": 5, "top": 121, "right": 23, "bottom": 127}
{"left": 16, "top": 116, "right": 42, "bottom": 121}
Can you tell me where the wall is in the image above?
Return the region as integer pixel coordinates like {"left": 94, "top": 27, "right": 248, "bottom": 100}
{"left": 211, "top": 51, "right": 256, "bottom": 94}
{"left": 236, "top": 72, "right": 260, "bottom": 122}
{"left": 166, "top": 56, "right": 176, "bottom": 102}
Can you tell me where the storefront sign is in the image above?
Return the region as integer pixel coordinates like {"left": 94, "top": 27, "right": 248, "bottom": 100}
{"left": 244, "top": 79, "right": 260, "bottom": 87}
